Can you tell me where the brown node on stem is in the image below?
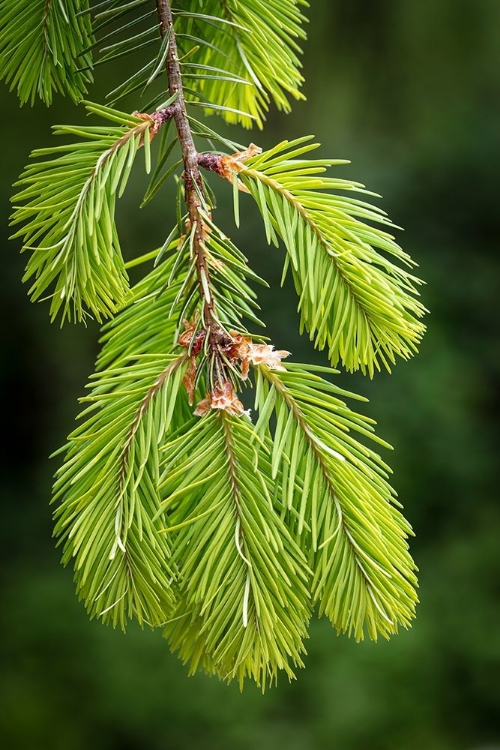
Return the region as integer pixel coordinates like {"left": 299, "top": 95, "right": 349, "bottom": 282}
{"left": 197, "top": 144, "right": 262, "bottom": 193}
{"left": 179, "top": 316, "right": 206, "bottom": 356}
{"left": 222, "top": 332, "right": 291, "bottom": 381}
{"left": 194, "top": 380, "right": 248, "bottom": 418}
{"left": 179, "top": 319, "right": 291, "bottom": 416}
{"left": 194, "top": 333, "right": 292, "bottom": 418}
{"left": 132, "top": 106, "right": 176, "bottom": 141}
{"left": 179, "top": 317, "right": 207, "bottom": 406}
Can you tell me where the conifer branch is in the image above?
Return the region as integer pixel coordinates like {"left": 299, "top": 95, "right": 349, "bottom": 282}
{"left": 4, "top": 0, "right": 426, "bottom": 687}
{"left": 0, "top": 0, "right": 94, "bottom": 105}
{"left": 200, "top": 139, "right": 427, "bottom": 374}
{"left": 53, "top": 351, "right": 190, "bottom": 629}
{"left": 175, "top": 0, "right": 307, "bottom": 128}
{"left": 160, "top": 412, "right": 311, "bottom": 689}
{"left": 254, "top": 364, "right": 418, "bottom": 640}
{"left": 11, "top": 103, "right": 174, "bottom": 322}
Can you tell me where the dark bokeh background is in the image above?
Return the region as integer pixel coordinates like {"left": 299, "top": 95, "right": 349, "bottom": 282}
{"left": 1, "top": 1, "right": 499, "bottom": 748}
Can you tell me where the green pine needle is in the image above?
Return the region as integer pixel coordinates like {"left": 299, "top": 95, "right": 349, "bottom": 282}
{"left": 0, "top": 0, "right": 94, "bottom": 105}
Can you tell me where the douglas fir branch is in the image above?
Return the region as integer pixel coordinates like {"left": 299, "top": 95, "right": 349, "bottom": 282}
{"left": 2, "top": 0, "right": 427, "bottom": 689}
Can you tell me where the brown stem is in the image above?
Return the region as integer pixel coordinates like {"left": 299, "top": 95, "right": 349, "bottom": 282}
{"left": 156, "top": 0, "right": 221, "bottom": 361}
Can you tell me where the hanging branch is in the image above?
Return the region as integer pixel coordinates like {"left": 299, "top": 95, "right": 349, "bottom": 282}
{"left": 5, "top": 0, "right": 426, "bottom": 689}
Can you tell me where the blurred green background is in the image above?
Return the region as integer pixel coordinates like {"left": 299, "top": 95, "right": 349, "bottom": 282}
{"left": 1, "top": 1, "right": 499, "bottom": 748}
